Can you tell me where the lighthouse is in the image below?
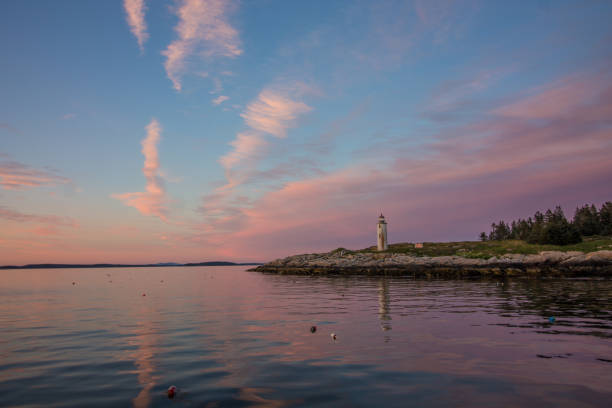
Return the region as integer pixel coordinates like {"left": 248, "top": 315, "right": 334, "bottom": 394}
{"left": 377, "top": 213, "right": 388, "bottom": 251}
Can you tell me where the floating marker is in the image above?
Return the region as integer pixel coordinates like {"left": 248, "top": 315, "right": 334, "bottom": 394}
{"left": 310, "top": 326, "right": 317, "bottom": 333}
{"left": 167, "top": 385, "right": 177, "bottom": 399}
{"left": 549, "top": 317, "right": 555, "bottom": 323}
{"left": 331, "top": 333, "right": 337, "bottom": 341}
{"left": 142, "top": 293, "right": 146, "bottom": 297}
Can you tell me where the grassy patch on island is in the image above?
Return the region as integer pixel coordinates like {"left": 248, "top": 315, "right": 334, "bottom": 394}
{"left": 355, "top": 236, "right": 612, "bottom": 259}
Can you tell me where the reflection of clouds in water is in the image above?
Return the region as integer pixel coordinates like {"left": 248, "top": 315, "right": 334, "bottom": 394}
{"left": 129, "top": 316, "right": 160, "bottom": 408}
{"left": 2, "top": 268, "right": 612, "bottom": 406}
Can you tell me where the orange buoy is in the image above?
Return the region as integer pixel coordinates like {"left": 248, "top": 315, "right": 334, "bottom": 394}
{"left": 167, "top": 385, "right": 177, "bottom": 398}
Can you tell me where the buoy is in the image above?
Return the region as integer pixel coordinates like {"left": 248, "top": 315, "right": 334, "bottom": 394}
{"left": 72, "top": 282, "right": 76, "bottom": 285}
{"left": 310, "top": 326, "right": 317, "bottom": 333}
{"left": 331, "top": 333, "right": 337, "bottom": 341}
{"left": 142, "top": 293, "right": 146, "bottom": 297}
{"left": 167, "top": 385, "right": 177, "bottom": 399}
{"left": 549, "top": 316, "right": 555, "bottom": 323}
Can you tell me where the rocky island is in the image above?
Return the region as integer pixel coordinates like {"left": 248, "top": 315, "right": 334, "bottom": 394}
{"left": 250, "top": 241, "right": 612, "bottom": 277}
{"left": 252, "top": 207, "right": 612, "bottom": 277}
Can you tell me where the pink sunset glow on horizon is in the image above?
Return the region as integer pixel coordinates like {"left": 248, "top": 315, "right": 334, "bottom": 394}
{"left": 1, "top": 1, "right": 611, "bottom": 265}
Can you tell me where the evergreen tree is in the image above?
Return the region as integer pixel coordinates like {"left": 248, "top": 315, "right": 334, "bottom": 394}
{"left": 514, "top": 218, "right": 532, "bottom": 240}
{"left": 488, "top": 221, "right": 511, "bottom": 241}
{"left": 573, "top": 204, "right": 601, "bottom": 236}
{"left": 478, "top": 201, "right": 609, "bottom": 243}
{"left": 600, "top": 202, "right": 612, "bottom": 235}
{"left": 527, "top": 211, "right": 545, "bottom": 244}
{"left": 541, "top": 206, "right": 581, "bottom": 245}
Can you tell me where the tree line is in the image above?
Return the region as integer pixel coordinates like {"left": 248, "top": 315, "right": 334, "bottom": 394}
{"left": 480, "top": 202, "right": 612, "bottom": 245}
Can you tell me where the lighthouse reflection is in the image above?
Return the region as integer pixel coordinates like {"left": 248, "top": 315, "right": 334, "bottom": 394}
{"left": 378, "top": 279, "right": 392, "bottom": 339}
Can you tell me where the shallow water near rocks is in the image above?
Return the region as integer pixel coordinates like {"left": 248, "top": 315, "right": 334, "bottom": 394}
{"left": 1, "top": 266, "right": 611, "bottom": 407}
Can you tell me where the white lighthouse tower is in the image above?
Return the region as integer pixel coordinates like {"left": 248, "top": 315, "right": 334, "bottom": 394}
{"left": 377, "top": 213, "right": 388, "bottom": 251}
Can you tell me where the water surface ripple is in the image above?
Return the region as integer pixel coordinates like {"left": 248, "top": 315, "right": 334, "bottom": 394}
{"left": 1, "top": 267, "right": 611, "bottom": 407}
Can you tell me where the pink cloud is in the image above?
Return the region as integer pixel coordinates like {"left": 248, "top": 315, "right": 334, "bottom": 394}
{"left": 0, "top": 205, "right": 77, "bottom": 228}
{"left": 212, "top": 95, "right": 229, "bottom": 105}
{"left": 113, "top": 119, "right": 170, "bottom": 221}
{"left": 199, "top": 84, "right": 314, "bottom": 225}
{"left": 240, "top": 88, "right": 312, "bottom": 138}
{"left": 162, "top": 0, "right": 242, "bottom": 91}
{"left": 218, "top": 131, "right": 267, "bottom": 186}
{"left": 205, "top": 71, "right": 612, "bottom": 260}
{"left": 0, "top": 156, "right": 71, "bottom": 190}
{"left": 493, "top": 73, "right": 604, "bottom": 119}
{"left": 124, "top": 0, "right": 149, "bottom": 52}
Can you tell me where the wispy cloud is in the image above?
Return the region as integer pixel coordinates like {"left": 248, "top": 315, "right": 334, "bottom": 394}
{"left": 493, "top": 74, "right": 604, "bottom": 120}
{"left": 0, "top": 123, "right": 22, "bottom": 135}
{"left": 219, "top": 131, "right": 266, "bottom": 175}
{"left": 113, "top": 119, "right": 170, "bottom": 221}
{"left": 0, "top": 156, "right": 71, "bottom": 190}
{"left": 162, "top": 0, "right": 242, "bottom": 91}
{"left": 212, "top": 95, "right": 229, "bottom": 105}
{"left": 419, "top": 68, "right": 513, "bottom": 123}
{"left": 217, "top": 84, "right": 312, "bottom": 189}
{"left": 199, "top": 83, "right": 314, "bottom": 228}
{"left": 240, "top": 88, "right": 312, "bottom": 138}
{"left": 205, "top": 70, "right": 612, "bottom": 259}
{"left": 0, "top": 205, "right": 77, "bottom": 228}
{"left": 124, "top": 0, "right": 149, "bottom": 52}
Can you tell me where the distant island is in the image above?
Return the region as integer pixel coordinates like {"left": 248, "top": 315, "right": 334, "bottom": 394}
{"left": 0, "top": 261, "right": 262, "bottom": 270}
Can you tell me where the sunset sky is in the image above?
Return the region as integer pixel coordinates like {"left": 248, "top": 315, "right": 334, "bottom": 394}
{"left": 1, "top": 0, "right": 611, "bottom": 265}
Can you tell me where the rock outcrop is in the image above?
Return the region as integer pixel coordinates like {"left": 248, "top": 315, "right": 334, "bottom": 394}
{"left": 249, "top": 250, "right": 612, "bottom": 277}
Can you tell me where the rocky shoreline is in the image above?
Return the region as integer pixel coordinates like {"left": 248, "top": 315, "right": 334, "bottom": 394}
{"left": 249, "top": 250, "right": 612, "bottom": 277}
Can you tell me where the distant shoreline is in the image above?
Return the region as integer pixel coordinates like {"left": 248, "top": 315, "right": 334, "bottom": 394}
{"left": 0, "top": 262, "right": 262, "bottom": 270}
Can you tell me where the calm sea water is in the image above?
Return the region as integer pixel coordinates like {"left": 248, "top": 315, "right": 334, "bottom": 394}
{"left": 0, "top": 266, "right": 611, "bottom": 407}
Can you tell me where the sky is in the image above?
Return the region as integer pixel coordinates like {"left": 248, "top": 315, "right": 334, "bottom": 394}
{"left": 1, "top": 0, "right": 611, "bottom": 265}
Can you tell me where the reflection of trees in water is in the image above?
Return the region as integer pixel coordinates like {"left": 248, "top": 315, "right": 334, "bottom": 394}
{"left": 487, "top": 279, "right": 612, "bottom": 338}
{"left": 495, "top": 279, "right": 612, "bottom": 320}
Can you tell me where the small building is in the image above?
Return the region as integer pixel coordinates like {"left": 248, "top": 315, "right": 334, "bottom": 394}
{"left": 377, "top": 213, "right": 388, "bottom": 251}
